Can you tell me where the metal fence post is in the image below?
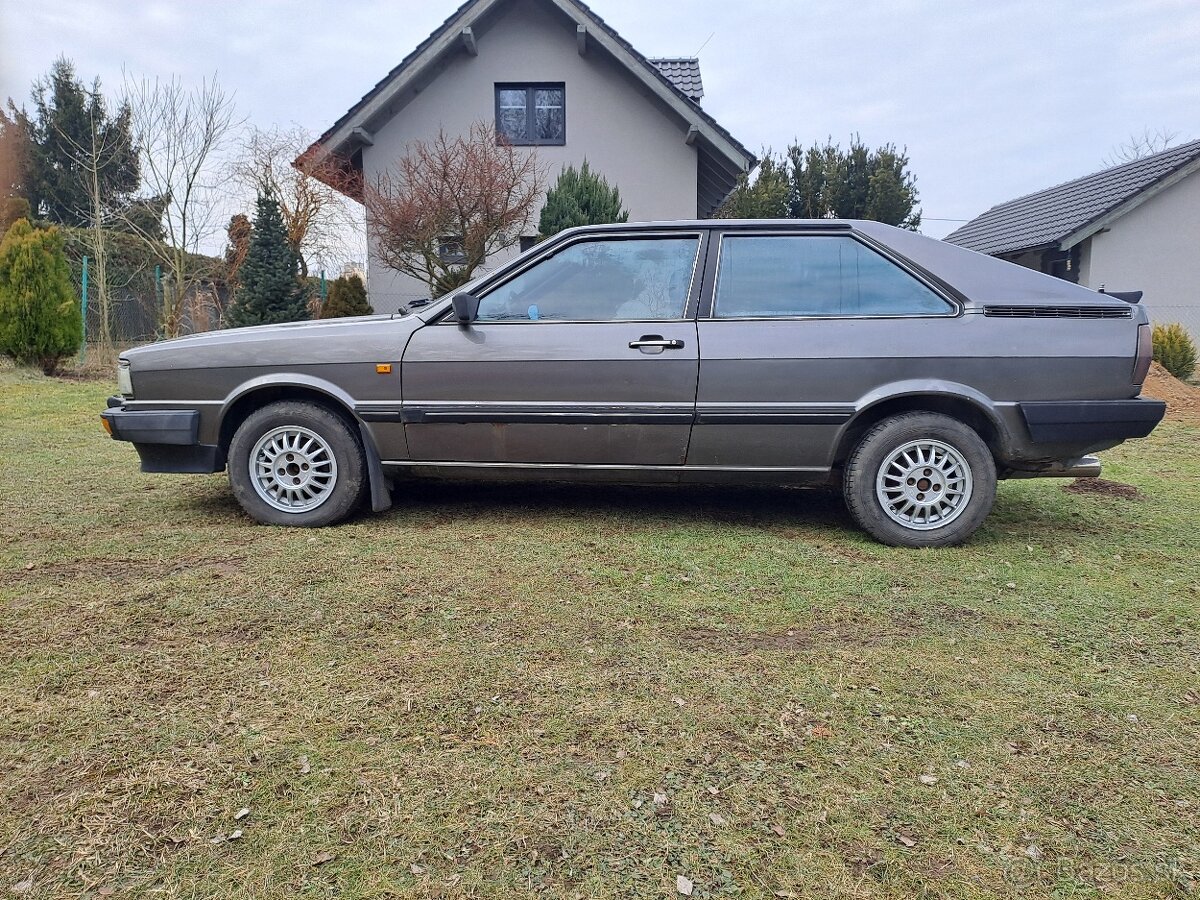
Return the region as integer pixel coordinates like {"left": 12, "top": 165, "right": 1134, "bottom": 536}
{"left": 79, "top": 255, "right": 89, "bottom": 362}
{"left": 154, "top": 265, "right": 162, "bottom": 337}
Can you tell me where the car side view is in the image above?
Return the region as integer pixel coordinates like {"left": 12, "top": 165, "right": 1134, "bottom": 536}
{"left": 101, "top": 220, "right": 1166, "bottom": 547}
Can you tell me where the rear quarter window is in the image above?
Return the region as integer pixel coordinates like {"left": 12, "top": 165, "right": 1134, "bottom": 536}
{"left": 714, "top": 235, "right": 953, "bottom": 318}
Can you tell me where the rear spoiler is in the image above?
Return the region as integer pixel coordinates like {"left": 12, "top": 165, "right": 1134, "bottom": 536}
{"left": 1098, "top": 287, "right": 1142, "bottom": 304}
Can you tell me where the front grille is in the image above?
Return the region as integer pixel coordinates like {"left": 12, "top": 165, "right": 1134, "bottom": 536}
{"left": 983, "top": 305, "right": 1132, "bottom": 319}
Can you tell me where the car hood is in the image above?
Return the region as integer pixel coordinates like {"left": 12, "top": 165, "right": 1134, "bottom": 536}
{"left": 123, "top": 313, "right": 426, "bottom": 371}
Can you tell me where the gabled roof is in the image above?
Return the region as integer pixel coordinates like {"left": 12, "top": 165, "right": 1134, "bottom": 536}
{"left": 649, "top": 58, "right": 703, "bottom": 101}
{"left": 945, "top": 138, "right": 1200, "bottom": 256}
{"left": 299, "top": 0, "right": 754, "bottom": 214}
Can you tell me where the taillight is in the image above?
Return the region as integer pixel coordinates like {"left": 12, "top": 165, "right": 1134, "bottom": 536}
{"left": 1133, "top": 323, "right": 1152, "bottom": 385}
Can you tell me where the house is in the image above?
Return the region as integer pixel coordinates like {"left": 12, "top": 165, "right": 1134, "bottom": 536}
{"left": 302, "top": 0, "right": 755, "bottom": 311}
{"left": 340, "top": 261, "right": 366, "bottom": 282}
{"left": 945, "top": 139, "right": 1200, "bottom": 338}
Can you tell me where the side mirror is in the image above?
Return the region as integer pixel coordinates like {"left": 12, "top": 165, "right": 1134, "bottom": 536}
{"left": 452, "top": 292, "right": 481, "bottom": 324}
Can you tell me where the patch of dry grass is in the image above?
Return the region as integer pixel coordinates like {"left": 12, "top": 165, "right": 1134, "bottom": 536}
{"left": 1, "top": 370, "right": 1197, "bottom": 898}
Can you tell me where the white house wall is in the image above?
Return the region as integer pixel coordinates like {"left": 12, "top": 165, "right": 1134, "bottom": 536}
{"left": 1079, "top": 170, "right": 1200, "bottom": 338}
{"left": 362, "top": 0, "right": 700, "bottom": 311}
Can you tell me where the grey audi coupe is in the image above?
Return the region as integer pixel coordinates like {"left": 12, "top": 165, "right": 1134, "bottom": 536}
{"left": 101, "top": 220, "right": 1165, "bottom": 547}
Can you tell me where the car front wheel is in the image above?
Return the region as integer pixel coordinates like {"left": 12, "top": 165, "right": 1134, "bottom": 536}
{"left": 843, "top": 412, "right": 996, "bottom": 547}
{"left": 227, "top": 401, "right": 367, "bottom": 527}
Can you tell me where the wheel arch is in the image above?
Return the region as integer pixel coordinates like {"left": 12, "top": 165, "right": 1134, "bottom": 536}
{"left": 219, "top": 375, "right": 392, "bottom": 512}
{"left": 832, "top": 383, "right": 1008, "bottom": 468}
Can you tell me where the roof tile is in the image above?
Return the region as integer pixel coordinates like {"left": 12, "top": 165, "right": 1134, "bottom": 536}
{"left": 945, "top": 139, "right": 1200, "bottom": 255}
{"left": 649, "top": 58, "right": 704, "bottom": 101}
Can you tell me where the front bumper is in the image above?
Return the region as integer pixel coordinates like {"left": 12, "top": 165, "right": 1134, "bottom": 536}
{"left": 101, "top": 398, "right": 225, "bottom": 473}
{"left": 1019, "top": 399, "right": 1167, "bottom": 444}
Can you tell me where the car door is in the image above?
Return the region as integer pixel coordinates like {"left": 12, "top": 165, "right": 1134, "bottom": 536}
{"left": 401, "top": 231, "right": 707, "bottom": 465}
{"left": 690, "top": 229, "right": 962, "bottom": 471}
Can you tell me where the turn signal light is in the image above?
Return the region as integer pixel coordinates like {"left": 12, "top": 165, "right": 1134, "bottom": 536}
{"left": 375, "top": 363, "right": 393, "bottom": 375}
{"left": 101, "top": 416, "right": 113, "bottom": 435}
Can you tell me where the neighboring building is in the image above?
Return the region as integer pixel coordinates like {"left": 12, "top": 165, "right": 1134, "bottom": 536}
{"left": 946, "top": 139, "right": 1200, "bottom": 337}
{"left": 302, "top": 0, "right": 755, "bottom": 311}
{"left": 340, "top": 261, "right": 366, "bottom": 282}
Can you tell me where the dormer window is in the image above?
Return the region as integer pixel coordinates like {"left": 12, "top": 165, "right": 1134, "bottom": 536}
{"left": 495, "top": 83, "right": 565, "bottom": 145}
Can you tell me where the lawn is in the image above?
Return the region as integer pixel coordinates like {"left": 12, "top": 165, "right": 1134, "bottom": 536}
{"left": 1, "top": 368, "right": 1197, "bottom": 899}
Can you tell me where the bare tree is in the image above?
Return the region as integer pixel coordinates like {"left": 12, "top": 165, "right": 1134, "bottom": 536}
{"left": 1102, "top": 127, "right": 1181, "bottom": 167}
{"left": 120, "top": 73, "right": 238, "bottom": 337}
{"left": 365, "top": 122, "right": 544, "bottom": 297}
{"left": 53, "top": 96, "right": 132, "bottom": 350}
{"left": 232, "top": 125, "right": 363, "bottom": 279}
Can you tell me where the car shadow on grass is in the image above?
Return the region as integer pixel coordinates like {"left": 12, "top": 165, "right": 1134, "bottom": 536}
{"left": 391, "top": 478, "right": 852, "bottom": 529}
{"left": 176, "top": 472, "right": 1113, "bottom": 548}
{"left": 397, "top": 478, "right": 1142, "bottom": 550}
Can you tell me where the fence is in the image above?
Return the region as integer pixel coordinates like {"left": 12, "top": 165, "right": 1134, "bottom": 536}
{"left": 1147, "top": 301, "right": 1200, "bottom": 342}
{"left": 81, "top": 285, "right": 228, "bottom": 345}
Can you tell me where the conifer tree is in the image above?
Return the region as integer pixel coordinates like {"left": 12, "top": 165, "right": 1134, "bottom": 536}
{"left": 319, "top": 275, "right": 372, "bottom": 318}
{"left": 224, "top": 192, "right": 310, "bottom": 327}
{"left": 0, "top": 218, "right": 82, "bottom": 375}
{"left": 538, "top": 161, "right": 629, "bottom": 237}
{"left": 19, "top": 58, "right": 140, "bottom": 226}
{"left": 788, "top": 136, "right": 921, "bottom": 229}
{"left": 716, "top": 152, "right": 791, "bottom": 218}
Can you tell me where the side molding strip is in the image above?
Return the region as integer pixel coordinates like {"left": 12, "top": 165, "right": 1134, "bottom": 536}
{"left": 360, "top": 403, "right": 856, "bottom": 427}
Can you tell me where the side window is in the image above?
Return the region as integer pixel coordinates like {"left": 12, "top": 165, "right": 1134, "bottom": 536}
{"left": 476, "top": 237, "right": 700, "bottom": 322}
{"left": 714, "top": 235, "right": 952, "bottom": 318}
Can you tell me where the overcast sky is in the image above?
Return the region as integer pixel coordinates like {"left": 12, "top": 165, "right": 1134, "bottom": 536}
{"left": 3, "top": 0, "right": 1199, "bottom": 240}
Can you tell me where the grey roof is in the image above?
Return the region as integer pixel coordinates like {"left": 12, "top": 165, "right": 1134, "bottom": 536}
{"left": 649, "top": 58, "right": 703, "bottom": 101}
{"left": 945, "top": 138, "right": 1200, "bottom": 256}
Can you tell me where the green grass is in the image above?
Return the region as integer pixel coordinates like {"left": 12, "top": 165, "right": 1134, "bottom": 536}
{"left": 1, "top": 368, "right": 1197, "bottom": 899}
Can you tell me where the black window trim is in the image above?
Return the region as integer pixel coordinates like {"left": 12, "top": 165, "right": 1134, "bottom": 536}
{"left": 494, "top": 82, "right": 566, "bottom": 147}
{"left": 702, "top": 229, "right": 963, "bottom": 321}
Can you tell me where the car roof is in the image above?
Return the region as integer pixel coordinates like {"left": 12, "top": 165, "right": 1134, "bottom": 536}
{"left": 548, "top": 219, "right": 1117, "bottom": 307}
{"left": 558, "top": 219, "right": 857, "bottom": 233}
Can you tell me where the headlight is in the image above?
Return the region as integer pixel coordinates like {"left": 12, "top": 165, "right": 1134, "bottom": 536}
{"left": 117, "top": 362, "right": 133, "bottom": 398}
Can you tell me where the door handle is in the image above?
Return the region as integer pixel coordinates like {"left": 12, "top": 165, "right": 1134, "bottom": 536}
{"left": 629, "top": 336, "right": 685, "bottom": 349}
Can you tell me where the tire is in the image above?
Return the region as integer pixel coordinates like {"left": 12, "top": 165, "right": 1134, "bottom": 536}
{"left": 842, "top": 412, "right": 996, "bottom": 548}
{"left": 227, "top": 401, "right": 367, "bottom": 527}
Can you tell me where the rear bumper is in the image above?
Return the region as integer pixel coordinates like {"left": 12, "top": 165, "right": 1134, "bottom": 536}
{"left": 1019, "top": 399, "right": 1167, "bottom": 444}
{"left": 101, "top": 399, "right": 225, "bottom": 473}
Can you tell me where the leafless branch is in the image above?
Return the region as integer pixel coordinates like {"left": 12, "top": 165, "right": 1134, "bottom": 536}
{"left": 230, "top": 125, "right": 365, "bottom": 279}
{"left": 364, "top": 122, "right": 544, "bottom": 296}
{"left": 1102, "top": 127, "right": 1181, "bottom": 167}
{"left": 119, "top": 72, "right": 239, "bottom": 337}
{"left": 52, "top": 100, "right": 133, "bottom": 349}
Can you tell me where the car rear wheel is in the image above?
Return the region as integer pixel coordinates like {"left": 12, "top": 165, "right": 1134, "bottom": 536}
{"left": 843, "top": 412, "right": 996, "bottom": 547}
{"left": 227, "top": 401, "right": 366, "bottom": 527}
